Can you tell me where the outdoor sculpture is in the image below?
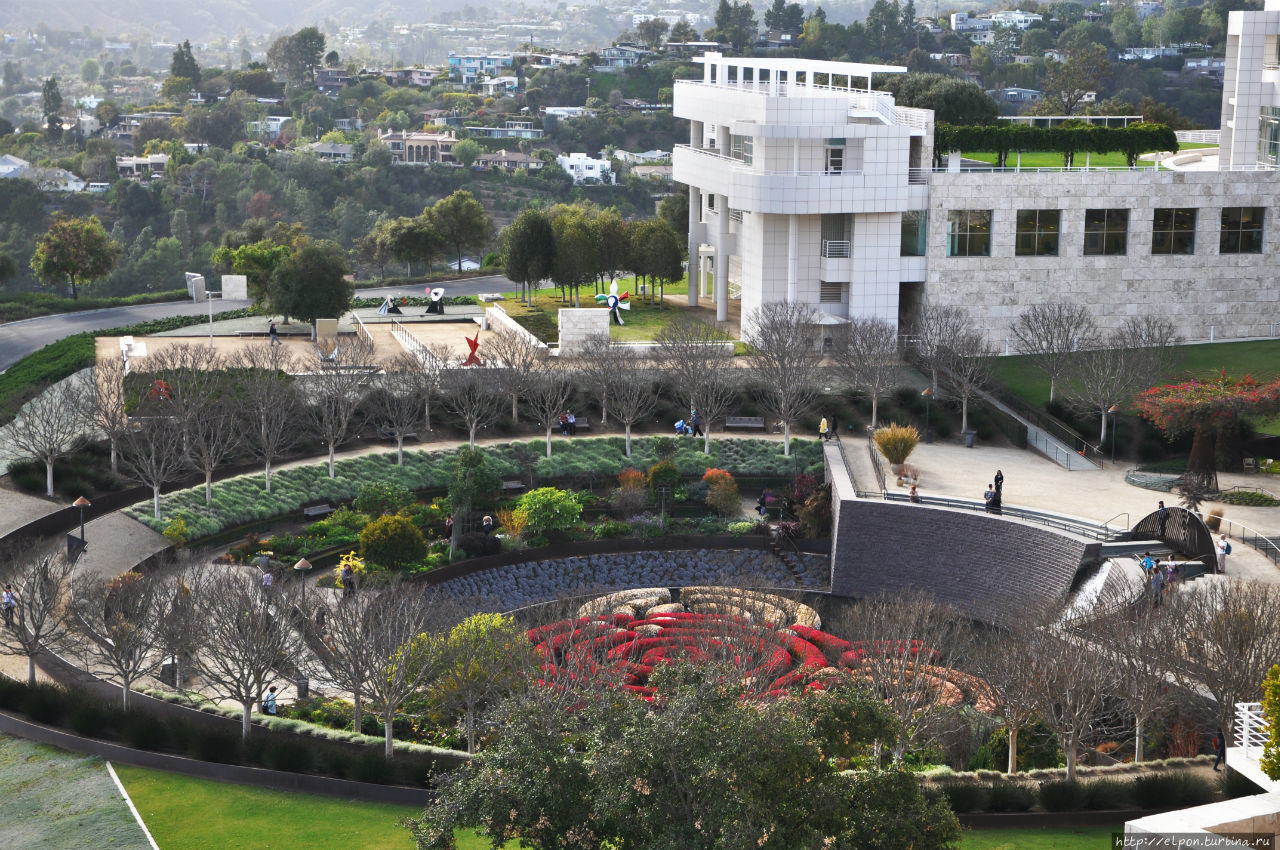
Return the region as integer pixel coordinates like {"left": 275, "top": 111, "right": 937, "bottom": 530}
{"left": 462, "top": 331, "right": 483, "bottom": 366}
{"left": 594, "top": 279, "right": 631, "bottom": 325}
{"left": 376, "top": 296, "right": 403, "bottom": 315}
{"left": 425, "top": 287, "right": 446, "bottom": 315}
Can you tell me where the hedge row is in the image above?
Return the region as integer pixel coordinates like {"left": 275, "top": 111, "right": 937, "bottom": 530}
{"left": 937, "top": 769, "right": 1218, "bottom": 814}
{"left": 0, "top": 677, "right": 446, "bottom": 786}
{"left": 0, "top": 289, "right": 189, "bottom": 323}
{"left": 935, "top": 122, "right": 1179, "bottom": 167}
{"left": 0, "top": 308, "right": 257, "bottom": 425}
{"left": 126, "top": 437, "right": 824, "bottom": 540}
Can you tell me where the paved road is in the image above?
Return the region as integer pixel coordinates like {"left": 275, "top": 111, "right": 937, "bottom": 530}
{"left": 0, "top": 274, "right": 517, "bottom": 372}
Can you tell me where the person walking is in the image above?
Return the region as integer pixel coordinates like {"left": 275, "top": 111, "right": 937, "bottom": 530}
{"left": 983, "top": 484, "right": 996, "bottom": 513}
{"left": 1217, "top": 534, "right": 1231, "bottom": 574}
{"left": 2, "top": 585, "right": 15, "bottom": 629}
{"left": 690, "top": 410, "right": 704, "bottom": 438}
{"left": 993, "top": 469, "right": 1004, "bottom": 494}
{"left": 261, "top": 570, "right": 274, "bottom": 593}
{"left": 341, "top": 563, "right": 354, "bottom": 598}
{"left": 909, "top": 485, "right": 921, "bottom": 504}
{"left": 819, "top": 417, "right": 830, "bottom": 441}
{"left": 263, "top": 686, "right": 278, "bottom": 716}
{"left": 1213, "top": 727, "right": 1227, "bottom": 771}
{"left": 482, "top": 515, "right": 494, "bottom": 534}
{"left": 1157, "top": 500, "right": 1169, "bottom": 537}
{"left": 268, "top": 321, "right": 281, "bottom": 346}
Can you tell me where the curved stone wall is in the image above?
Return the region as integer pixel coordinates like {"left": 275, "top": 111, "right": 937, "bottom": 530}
{"left": 431, "top": 549, "right": 830, "bottom": 613}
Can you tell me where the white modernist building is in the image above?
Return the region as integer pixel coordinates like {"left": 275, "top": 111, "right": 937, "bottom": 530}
{"left": 673, "top": 47, "right": 1280, "bottom": 344}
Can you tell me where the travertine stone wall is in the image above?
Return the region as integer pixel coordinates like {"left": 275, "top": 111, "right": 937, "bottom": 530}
{"left": 557, "top": 308, "right": 610, "bottom": 355}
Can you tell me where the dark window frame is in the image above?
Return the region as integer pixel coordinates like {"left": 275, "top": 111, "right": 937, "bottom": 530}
{"left": 1083, "top": 208, "right": 1129, "bottom": 256}
{"left": 1151, "top": 207, "right": 1197, "bottom": 255}
{"left": 1015, "top": 209, "right": 1061, "bottom": 257}
{"left": 1220, "top": 206, "right": 1264, "bottom": 254}
{"left": 947, "top": 209, "right": 992, "bottom": 258}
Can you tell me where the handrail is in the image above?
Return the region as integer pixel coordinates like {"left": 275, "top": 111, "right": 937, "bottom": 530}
{"left": 351, "top": 312, "right": 374, "bottom": 347}
{"left": 985, "top": 385, "right": 1097, "bottom": 458}
{"left": 870, "top": 490, "right": 1125, "bottom": 541}
{"left": 1216, "top": 516, "right": 1280, "bottom": 565}
{"left": 865, "top": 431, "right": 887, "bottom": 494}
{"left": 934, "top": 165, "right": 1159, "bottom": 174}
{"left": 1102, "top": 512, "right": 1130, "bottom": 531}
{"left": 674, "top": 146, "right": 867, "bottom": 178}
{"left": 1235, "top": 702, "right": 1267, "bottom": 755}
{"left": 821, "top": 240, "right": 851, "bottom": 258}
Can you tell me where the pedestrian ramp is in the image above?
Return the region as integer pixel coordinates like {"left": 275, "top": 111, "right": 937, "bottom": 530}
{"left": 976, "top": 388, "right": 1100, "bottom": 471}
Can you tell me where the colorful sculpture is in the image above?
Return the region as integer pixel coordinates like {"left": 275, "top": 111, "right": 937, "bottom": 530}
{"left": 425, "top": 287, "right": 445, "bottom": 315}
{"left": 594, "top": 279, "right": 631, "bottom": 325}
{"left": 462, "top": 331, "right": 483, "bottom": 366}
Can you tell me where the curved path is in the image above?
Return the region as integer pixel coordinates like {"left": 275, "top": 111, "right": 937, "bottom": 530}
{"left": 0, "top": 274, "right": 515, "bottom": 373}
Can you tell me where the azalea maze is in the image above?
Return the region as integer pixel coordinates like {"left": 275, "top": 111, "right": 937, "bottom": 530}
{"left": 528, "top": 587, "right": 994, "bottom": 708}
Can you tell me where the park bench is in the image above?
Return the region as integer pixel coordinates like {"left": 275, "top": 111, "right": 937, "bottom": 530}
{"left": 725, "top": 416, "right": 766, "bottom": 431}
{"left": 501, "top": 480, "right": 526, "bottom": 492}
{"left": 301, "top": 500, "right": 336, "bottom": 519}
{"left": 375, "top": 426, "right": 417, "bottom": 441}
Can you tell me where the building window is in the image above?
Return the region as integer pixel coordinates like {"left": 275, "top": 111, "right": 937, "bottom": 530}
{"left": 821, "top": 214, "right": 850, "bottom": 257}
{"left": 1015, "top": 209, "right": 1061, "bottom": 256}
{"left": 901, "top": 210, "right": 927, "bottom": 257}
{"left": 1261, "top": 106, "right": 1280, "bottom": 168}
{"left": 1220, "top": 207, "right": 1264, "bottom": 254}
{"left": 819, "top": 281, "right": 843, "bottom": 303}
{"left": 1084, "top": 209, "right": 1128, "bottom": 256}
{"left": 1151, "top": 207, "right": 1197, "bottom": 254}
{"left": 730, "top": 134, "right": 753, "bottom": 166}
{"left": 946, "top": 210, "right": 991, "bottom": 257}
{"left": 825, "top": 146, "right": 844, "bottom": 174}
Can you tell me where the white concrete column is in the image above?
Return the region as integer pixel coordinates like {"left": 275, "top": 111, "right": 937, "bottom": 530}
{"left": 718, "top": 126, "right": 730, "bottom": 157}
{"left": 690, "top": 119, "right": 704, "bottom": 148}
{"left": 787, "top": 215, "right": 798, "bottom": 302}
{"left": 688, "top": 185, "right": 701, "bottom": 307}
{"left": 792, "top": 139, "right": 800, "bottom": 174}
{"left": 715, "top": 195, "right": 729, "bottom": 322}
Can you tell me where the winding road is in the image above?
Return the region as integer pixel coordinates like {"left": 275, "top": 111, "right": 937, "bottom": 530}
{"left": 0, "top": 274, "right": 513, "bottom": 372}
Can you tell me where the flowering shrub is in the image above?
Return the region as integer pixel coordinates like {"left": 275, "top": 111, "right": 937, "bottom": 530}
{"left": 702, "top": 468, "right": 740, "bottom": 517}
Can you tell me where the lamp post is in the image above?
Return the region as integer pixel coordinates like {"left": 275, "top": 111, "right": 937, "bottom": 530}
{"left": 293, "top": 558, "right": 312, "bottom": 610}
{"left": 1108, "top": 404, "right": 1119, "bottom": 465}
{"left": 921, "top": 388, "right": 934, "bottom": 444}
{"left": 73, "top": 496, "right": 90, "bottom": 542}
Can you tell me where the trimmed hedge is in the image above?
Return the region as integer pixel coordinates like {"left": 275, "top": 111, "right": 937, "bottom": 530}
{"left": 935, "top": 122, "right": 1179, "bottom": 167}
{"left": 0, "top": 289, "right": 188, "bottom": 323}
{"left": 126, "top": 437, "right": 824, "bottom": 540}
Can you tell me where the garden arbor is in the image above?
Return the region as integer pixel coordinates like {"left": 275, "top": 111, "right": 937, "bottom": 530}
{"left": 1135, "top": 373, "right": 1280, "bottom": 492}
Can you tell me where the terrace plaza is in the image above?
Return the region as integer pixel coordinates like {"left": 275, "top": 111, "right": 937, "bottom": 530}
{"left": 675, "top": 42, "right": 1280, "bottom": 344}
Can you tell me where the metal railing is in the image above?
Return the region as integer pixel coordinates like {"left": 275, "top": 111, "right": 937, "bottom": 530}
{"left": 866, "top": 491, "right": 1128, "bottom": 541}
{"left": 849, "top": 91, "right": 896, "bottom": 125}
{"left": 821, "top": 240, "right": 851, "bottom": 258}
{"left": 1216, "top": 516, "right": 1280, "bottom": 565}
{"left": 986, "top": 385, "right": 1099, "bottom": 461}
{"left": 865, "top": 432, "right": 887, "bottom": 494}
{"left": 907, "top": 168, "right": 929, "bottom": 184}
{"left": 389, "top": 318, "right": 442, "bottom": 366}
{"left": 1235, "top": 702, "right": 1267, "bottom": 757}
{"left": 352, "top": 312, "right": 374, "bottom": 347}
{"left": 895, "top": 107, "right": 931, "bottom": 131}
{"left": 933, "top": 164, "right": 1158, "bottom": 174}
{"left": 675, "top": 145, "right": 866, "bottom": 177}
{"left": 1175, "top": 129, "right": 1220, "bottom": 144}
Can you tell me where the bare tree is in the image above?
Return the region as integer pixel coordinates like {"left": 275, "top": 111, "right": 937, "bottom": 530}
{"left": 7, "top": 378, "right": 85, "bottom": 497}
{"left": 188, "top": 569, "right": 302, "bottom": 739}
{"left": 1083, "top": 596, "right": 1177, "bottom": 762}
{"left": 371, "top": 355, "right": 429, "bottom": 466}
{"left": 154, "top": 569, "right": 199, "bottom": 693}
{"left": 1009, "top": 302, "right": 1097, "bottom": 403}
{"left": 610, "top": 362, "right": 659, "bottom": 457}
{"left": 150, "top": 344, "right": 240, "bottom": 507}
{"left": 121, "top": 402, "right": 188, "bottom": 521}
{"left": 1063, "top": 317, "right": 1181, "bottom": 443}
{"left": 833, "top": 592, "right": 972, "bottom": 762}
{"left": 655, "top": 313, "right": 739, "bottom": 454}
{"left": 938, "top": 328, "right": 996, "bottom": 435}
{"left": 67, "top": 570, "right": 166, "bottom": 709}
{"left": 486, "top": 328, "right": 544, "bottom": 424}
{"left": 1166, "top": 579, "right": 1280, "bottom": 733}
{"left": 307, "top": 332, "right": 377, "bottom": 478}
{"left": 80, "top": 358, "right": 130, "bottom": 475}
{"left": 915, "top": 305, "right": 969, "bottom": 395}
{"left": 313, "top": 589, "right": 387, "bottom": 733}
{"left": 744, "top": 301, "right": 823, "bottom": 455}
{"left": 833, "top": 316, "right": 900, "bottom": 430}
{"left": 969, "top": 613, "right": 1046, "bottom": 774}
{"left": 573, "top": 335, "right": 630, "bottom": 426}
{"left": 233, "top": 348, "right": 302, "bottom": 492}
{"left": 1027, "top": 627, "right": 1114, "bottom": 782}
{"left": 441, "top": 365, "right": 504, "bottom": 448}
{"left": 360, "top": 586, "right": 453, "bottom": 757}
{"left": 524, "top": 359, "right": 575, "bottom": 458}
{"left": 0, "top": 546, "right": 74, "bottom": 685}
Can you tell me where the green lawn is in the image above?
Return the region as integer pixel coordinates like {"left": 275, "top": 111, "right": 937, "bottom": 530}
{"left": 989, "top": 339, "right": 1280, "bottom": 434}
{"left": 499, "top": 274, "right": 710, "bottom": 342}
{"left": 961, "top": 825, "right": 1119, "bottom": 849}
{"left": 963, "top": 151, "right": 1134, "bottom": 168}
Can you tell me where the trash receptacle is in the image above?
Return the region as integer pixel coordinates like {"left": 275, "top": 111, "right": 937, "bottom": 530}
{"left": 160, "top": 657, "right": 177, "bottom": 688}
{"left": 295, "top": 677, "right": 309, "bottom": 701}
{"left": 964, "top": 431, "right": 976, "bottom": 449}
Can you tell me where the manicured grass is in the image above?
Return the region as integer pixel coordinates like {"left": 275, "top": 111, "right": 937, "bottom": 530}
{"left": 964, "top": 150, "right": 1134, "bottom": 168}
{"left": 960, "top": 825, "right": 1119, "bottom": 849}
{"left": 499, "top": 275, "right": 699, "bottom": 342}
{"left": 0, "top": 734, "right": 150, "bottom": 849}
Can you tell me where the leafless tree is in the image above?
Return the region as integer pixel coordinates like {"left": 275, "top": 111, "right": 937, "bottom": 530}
{"left": 744, "top": 301, "right": 823, "bottom": 455}
{"left": 360, "top": 586, "right": 454, "bottom": 757}
{"left": 306, "top": 332, "right": 377, "bottom": 478}
{"left": 188, "top": 569, "right": 302, "bottom": 739}
{"left": 153, "top": 567, "right": 200, "bottom": 693}
{"left": 1009, "top": 302, "right": 1098, "bottom": 403}
{"left": 441, "top": 365, "right": 504, "bottom": 448}
{"left": 66, "top": 569, "right": 166, "bottom": 709}
{"left": 371, "top": 355, "right": 429, "bottom": 466}
{"left": 832, "top": 592, "right": 972, "bottom": 762}
{"left": 1062, "top": 317, "right": 1181, "bottom": 443}
{"left": 968, "top": 609, "right": 1049, "bottom": 774}
{"left": 525, "top": 358, "right": 576, "bottom": 458}
{"left": 610, "top": 362, "right": 659, "bottom": 457}
{"left": 0, "top": 545, "right": 75, "bottom": 685}
{"left": 915, "top": 305, "right": 970, "bottom": 396}
{"left": 1165, "top": 579, "right": 1280, "bottom": 733}
{"left": 312, "top": 588, "right": 389, "bottom": 733}
{"left": 486, "top": 328, "right": 544, "bottom": 424}
{"left": 7, "top": 378, "right": 85, "bottom": 497}
{"left": 1027, "top": 626, "right": 1115, "bottom": 782}
{"left": 233, "top": 347, "right": 302, "bottom": 492}
{"left": 80, "top": 357, "right": 131, "bottom": 475}
{"left": 1081, "top": 595, "right": 1178, "bottom": 762}
{"left": 655, "top": 313, "right": 739, "bottom": 454}
{"left": 573, "top": 335, "right": 631, "bottom": 426}
{"left": 148, "top": 344, "right": 240, "bottom": 507}
{"left": 938, "top": 328, "right": 996, "bottom": 435}
{"left": 832, "top": 316, "right": 901, "bottom": 430}
{"left": 121, "top": 401, "right": 188, "bottom": 521}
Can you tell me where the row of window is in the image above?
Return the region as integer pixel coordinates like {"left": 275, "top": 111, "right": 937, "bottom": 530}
{"left": 944, "top": 207, "right": 1266, "bottom": 258}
